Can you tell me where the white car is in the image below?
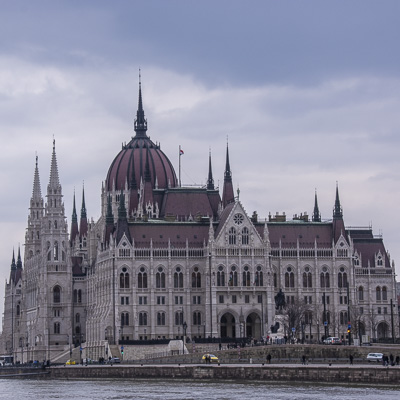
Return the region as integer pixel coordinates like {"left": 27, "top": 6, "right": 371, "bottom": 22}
{"left": 366, "top": 353, "right": 383, "bottom": 362}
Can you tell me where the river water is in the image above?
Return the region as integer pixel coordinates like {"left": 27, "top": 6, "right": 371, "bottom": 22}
{"left": 0, "top": 379, "right": 399, "bottom": 400}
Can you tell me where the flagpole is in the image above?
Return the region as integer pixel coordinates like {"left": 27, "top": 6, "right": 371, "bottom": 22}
{"left": 179, "top": 145, "right": 181, "bottom": 187}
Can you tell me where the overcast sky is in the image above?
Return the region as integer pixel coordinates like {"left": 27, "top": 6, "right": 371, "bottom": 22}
{"left": 1, "top": 1, "right": 400, "bottom": 319}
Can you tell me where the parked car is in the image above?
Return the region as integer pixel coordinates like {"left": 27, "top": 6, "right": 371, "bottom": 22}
{"left": 108, "top": 357, "right": 121, "bottom": 364}
{"left": 366, "top": 353, "right": 383, "bottom": 363}
{"left": 202, "top": 354, "right": 219, "bottom": 363}
{"left": 323, "top": 337, "right": 341, "bottom": 345}
{"left": 65, "top": 359, "right": 76, "bottom": 365}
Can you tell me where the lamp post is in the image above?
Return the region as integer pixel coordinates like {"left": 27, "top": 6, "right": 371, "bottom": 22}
{"left": 183, "top": 321, "right": 187, "bottom": 355}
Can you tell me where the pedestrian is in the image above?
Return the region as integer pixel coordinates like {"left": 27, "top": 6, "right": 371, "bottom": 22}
{"left": 267, "top": 354, "right": 272, "bottom": 364}
{"left": 390, "top": 354, "right": 394, "bottom": 366}
{"left": 349, "top": 354, "right": 353, "bottom": 365}
{"left": 302, "top": 355, "right": 306, "bottom": 365}
{"left": 396, "top": 355, "right": 400, "bottom": 366}
{"left": 219, "top": 343, "right": 222, "bottom": 351}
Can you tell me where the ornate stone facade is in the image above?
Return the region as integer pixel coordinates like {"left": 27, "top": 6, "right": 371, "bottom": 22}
{"left": 1, "top": 83, "right": 398, "bottom": 362}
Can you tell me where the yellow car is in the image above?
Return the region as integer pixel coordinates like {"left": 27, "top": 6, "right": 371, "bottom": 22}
{"left": 202, "top": 353, "right": 219, "bottom": 363}
{"left": 65, "top": 359, "right": 76, "bottom": 365}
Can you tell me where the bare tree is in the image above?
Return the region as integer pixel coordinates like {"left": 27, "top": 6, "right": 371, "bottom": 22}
{"left": 280, "top": 296, "right": 311, "bottom": 342}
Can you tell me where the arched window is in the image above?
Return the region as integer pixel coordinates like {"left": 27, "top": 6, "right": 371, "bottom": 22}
{"left": 273, "top": 272, "right": 277, "bottom": 288}
{"left": 376, "top": 286, "right": 381, "bottom": 301}
{"left": 228, "top": 227, "right": 236, "bottom": 245}
{"left": 255, "top": 266, "right": 263, "bottom": 286}
{"left": 217, "top": 266, "right": 225, "bottom": 286}
{"left": 157, "top": 312, "right": 166, "bottom": 326}
{"left": 139, "top": 312, "right": 147, "bottom": 326}
{"left": 76, "top": 313, "right": 80, "bottom": 324}
{"left": 320, "top": 268, "right": 330, "bottom": 288}
{"left": 228, "top": 266, "right": 238, "bottom": 287}
{"left": 377, "top": 255, "right": 383, "bottom": 266}
{"left": 322, "top": 310, "right": 331, "bottom": 325}
{"left": 193, "top": 311, "right": 201, "bottom": 325}
{"left": 47, "top": 241, "right": 51, "bottom": 261}
{"left": 120, "top": 268, "right": 130, "bottom": 289}
{"left": 358, "top": 286, "right": 364, "bottom": 301}
{"left": 53, "top": 241, "right": 59, "bottom": 261}
{"left": 338, "top": 268, "right": 348, "bottom": 288}
{"left": 54, "top": 322, "right": 60, "bottom": 334}
{"left": 303, "top": 267, "right": 312, "bottom": 288}
{"left": 78, "top": 289, "right": 82, "bottom": 303}
{"left": 156, "top": 267, "right": 166, "bottom": 289}
{"left": 242, "top": 266, "right": 251, "bottom": 286}
{"left": 121, "top": 312, "right": 129, "bottom": 326}
{"left": 54, "top": 220, "right": 57, "bottom": 229}
{"left": 53, "top": 286, "right": 61, "bottom": 303}
{"left": 382, "top": 286, "right": 388, "bottom": 301}
{"left": 285, "top": 267, "right": 295, "bottom": 288}
{"left": 16, "top": 304, "right": 20, "bottom": 316}
{"left": 241, "top": 227, "right": 249, "bottom": 245}
{"left": 174, "top": 267, "right": 183, "bottom": 288}
{"left": 138, "top": 267, "right": 148, "bottom": 289}
{"left": 49, "top": 220, "right": 52, "bottom": 229}
{"left": 73, "top": 289, "right": 78, "bottom": 303}
{"left": 175, "top": 311, "right": 183, "bottom": 325}
{"left": 340, "top": 311, "right": 348, "bottom": 325}
{"left": 192, "top": 267, "right": 201, "bottom": 288}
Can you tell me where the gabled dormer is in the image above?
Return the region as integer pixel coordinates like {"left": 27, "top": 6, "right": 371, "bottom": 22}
{"left": 334, "top": 233, "right": 350, "bottom": 258}
{"left": 375, "top": 250, "right": 385, "bottom": 267}
{"left": 117, "top": 233, "right": 133, "bottom": 258}
{"left": 214, "top": 200, "right": 263, "bottom": 248}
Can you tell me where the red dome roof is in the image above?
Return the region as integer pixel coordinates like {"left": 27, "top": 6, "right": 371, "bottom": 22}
{"left": 105, "top": 135, "right": 177, "bottom": 192}
{"left": 106, "top": 79, "right": 178, "bottom": 192}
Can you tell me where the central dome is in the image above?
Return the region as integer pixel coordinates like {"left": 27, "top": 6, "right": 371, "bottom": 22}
{"left": 105, "top": 81, "right": 177, "bottom": 192}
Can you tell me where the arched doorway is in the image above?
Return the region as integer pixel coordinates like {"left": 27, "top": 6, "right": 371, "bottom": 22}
{"left": 245, "top": 312, "right": 261, "bottom": 339}
{"left": 377, "top": 322, "right": 389, "bottom": 339}
{"left": 220, "top": 313, "right": 236, "bottom": 338}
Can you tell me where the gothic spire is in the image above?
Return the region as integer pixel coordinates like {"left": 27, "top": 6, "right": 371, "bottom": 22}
{"left": 10, "top": 248, "right": 16, "bottom": 271}
{"left": 32, "top": 155, "right": 42, "bottom": 200}
{"left": 81, "top": 185, "right": 87, "bottom": 220}
{"left": 116, "top": 190, "right": 132, "bottom": 244}
{"left": 79, "top": 184, "right": 88, "bottom": 238}
{"left": 224, "top": 141, "right": 232, "bottom": 181}
{"left": 207, "top": 149, "right": 215, "bottom": 190}
{"left": 118, "top": 190, "right": 127, "bottom": 220}
{"left": 48, "top": 139, "right": 61, "bottom": 193}
{"left": 106, "top": 194, "right": 114, "bottom": 225}
{"left": 333, "top": 182, "right": 343, "bottom": 219}
{"left": 72, "top": 190, "right": 78, "bottom": 224}
{"left": 9, "top": 248, "right": 16, "bottom": 283}
{"left": 134, "top": 70, "right": 148, "bottom": 137}
{"left": 222, "top": 141, "right": 234, "bottom": 207}
{"left": 16, "top": 246, "right": 23, "bottom": 269}
{"left": 312, "top": 189, "right": 321, "bottom": 222}
{"left": 70, "top": 190, "right": 79, "bottom": 245}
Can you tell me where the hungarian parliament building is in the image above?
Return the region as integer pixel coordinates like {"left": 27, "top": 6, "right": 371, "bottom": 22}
{"left": 1, "top": 81, "right": 398, "bottom": 362}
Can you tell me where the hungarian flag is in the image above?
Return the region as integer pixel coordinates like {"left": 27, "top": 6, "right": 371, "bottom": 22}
{"left": 180, "top": 149, "right": 184, "bottom": 155}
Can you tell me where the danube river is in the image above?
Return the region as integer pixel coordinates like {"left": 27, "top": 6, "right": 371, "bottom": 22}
{"left": 0, "top": 379, "right": 399, "bottom": 400}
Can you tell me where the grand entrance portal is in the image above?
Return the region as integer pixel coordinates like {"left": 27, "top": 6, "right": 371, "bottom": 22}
{"left": 220, "top": 313, "right": 236, "bottom": 338}
{"left": 245, "top": 312, "right": 262, "bottom": 339}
